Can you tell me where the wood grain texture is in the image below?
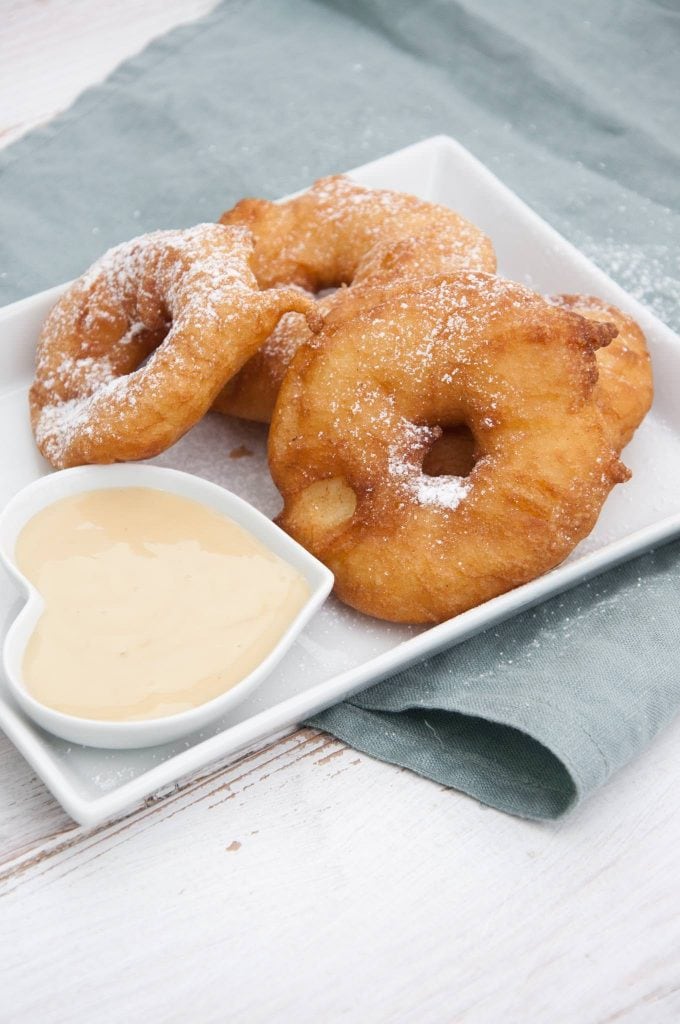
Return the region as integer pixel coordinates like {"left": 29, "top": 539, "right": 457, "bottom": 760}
{"left": 3, "top": 718, "right": 680, "bottom": 1022}
{"left": 1, "top": 3, "right": 680, "bottom": 1022}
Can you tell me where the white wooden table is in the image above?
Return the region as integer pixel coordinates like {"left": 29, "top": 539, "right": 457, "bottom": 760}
{"left": 2, "top": 4, "right": 680, "bottom": 1021}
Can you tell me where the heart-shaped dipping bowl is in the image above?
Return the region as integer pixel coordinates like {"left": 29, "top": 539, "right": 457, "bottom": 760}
{"left": 0, "top": 464, "right": 334, "bottom": 749}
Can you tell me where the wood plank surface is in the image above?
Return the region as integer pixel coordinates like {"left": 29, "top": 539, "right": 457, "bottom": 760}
{"left": 1, "top": 3, "right": 679, "bottom": 1022}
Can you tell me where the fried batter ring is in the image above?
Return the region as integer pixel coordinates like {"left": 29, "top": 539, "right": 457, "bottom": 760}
{"left": 548, "top": 295, "right": 653, "bottom": 450}
{"left": 214, "top": 176, "right": 496, "bottom": 422}
{"left": 269, "top": 272, "right": 628, "bottom": 623}
{"left": 30, "top": 225, "right": 314, "bottom": 468}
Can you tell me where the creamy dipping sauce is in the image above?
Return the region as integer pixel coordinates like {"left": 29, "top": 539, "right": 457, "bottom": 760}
{"left": 16, "top": 488, "right": 310, "bottom": 721}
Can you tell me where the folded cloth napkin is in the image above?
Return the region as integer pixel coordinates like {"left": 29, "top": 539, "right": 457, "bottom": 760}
{"left": 1, "top": 0, "right": 678, "bottom": 818}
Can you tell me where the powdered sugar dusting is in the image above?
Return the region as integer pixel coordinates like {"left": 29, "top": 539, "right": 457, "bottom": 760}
{"left": 308, "top": 176, "right": 492, "bottom": 269}
{"left": 77, "top": 223, "right": 255, "bottom": 305}
{"left": 578, "top": 239, "right": 680, "bottom": 330}
{"left": 228, "top": 175, "right": 496, "bottom": 293}
{"left": 414, "top": 474, "right": 471, "bottom": 508}
{"left": 32, "top": 223, "right": 275, "bottom": 466}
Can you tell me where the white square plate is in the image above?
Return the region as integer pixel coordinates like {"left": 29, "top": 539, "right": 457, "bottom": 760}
{"left": 1, "top": 135, "right": 679, "bottom": 825}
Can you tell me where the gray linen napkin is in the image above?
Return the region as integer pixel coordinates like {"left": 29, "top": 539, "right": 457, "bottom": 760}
{"left": 1, "top": 0, "right": 678, "bottom": 818}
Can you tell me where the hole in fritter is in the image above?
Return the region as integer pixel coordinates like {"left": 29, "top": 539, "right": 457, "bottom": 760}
{"left": 119, "top": 321, "right": 170, "bottom": 375}
{"left": 422, "top": 424, "right": 477, "bottom": 479}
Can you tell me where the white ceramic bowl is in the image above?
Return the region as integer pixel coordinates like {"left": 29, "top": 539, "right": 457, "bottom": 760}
{"left": 0, "top": 464, "right": 334, "bottom": 749}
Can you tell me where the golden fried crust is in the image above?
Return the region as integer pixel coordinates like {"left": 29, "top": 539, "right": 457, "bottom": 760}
{"left": 214, "top": 176, "right": 497, "bottom": 422}
{"left": 548, "top": 295, "right": 653, "bottom": 450}
{"left": 30, "top": 225, "right": 315, "bottom": 468}
{"left": 212, "top": 299, "right": 327, "bottom": 424}
{"left": 269, "top": 272, "right": 628, "bottom": 624}
{"left": 220, "top": 175, "right": 497, "bottom": 289}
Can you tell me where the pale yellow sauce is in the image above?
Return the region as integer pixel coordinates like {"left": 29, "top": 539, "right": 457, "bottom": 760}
{"left": 16, "top": 487, "right": 310, "bottom": 721}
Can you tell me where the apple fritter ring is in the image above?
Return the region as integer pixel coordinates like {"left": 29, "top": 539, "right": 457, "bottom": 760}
{"left": 548, "top": 295, "right": 653, "bottom": 450}
{"left": 214, "top": 176, "right": 497, "bottom": 422}
{"left": 30, "top": 225, "right": 314, "bottom": 468}
{"left": 269, "top": 272, "right": 629, "bottom": 624}
{"left": 220, "top": 174, "right": 497, "bottom": 289}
